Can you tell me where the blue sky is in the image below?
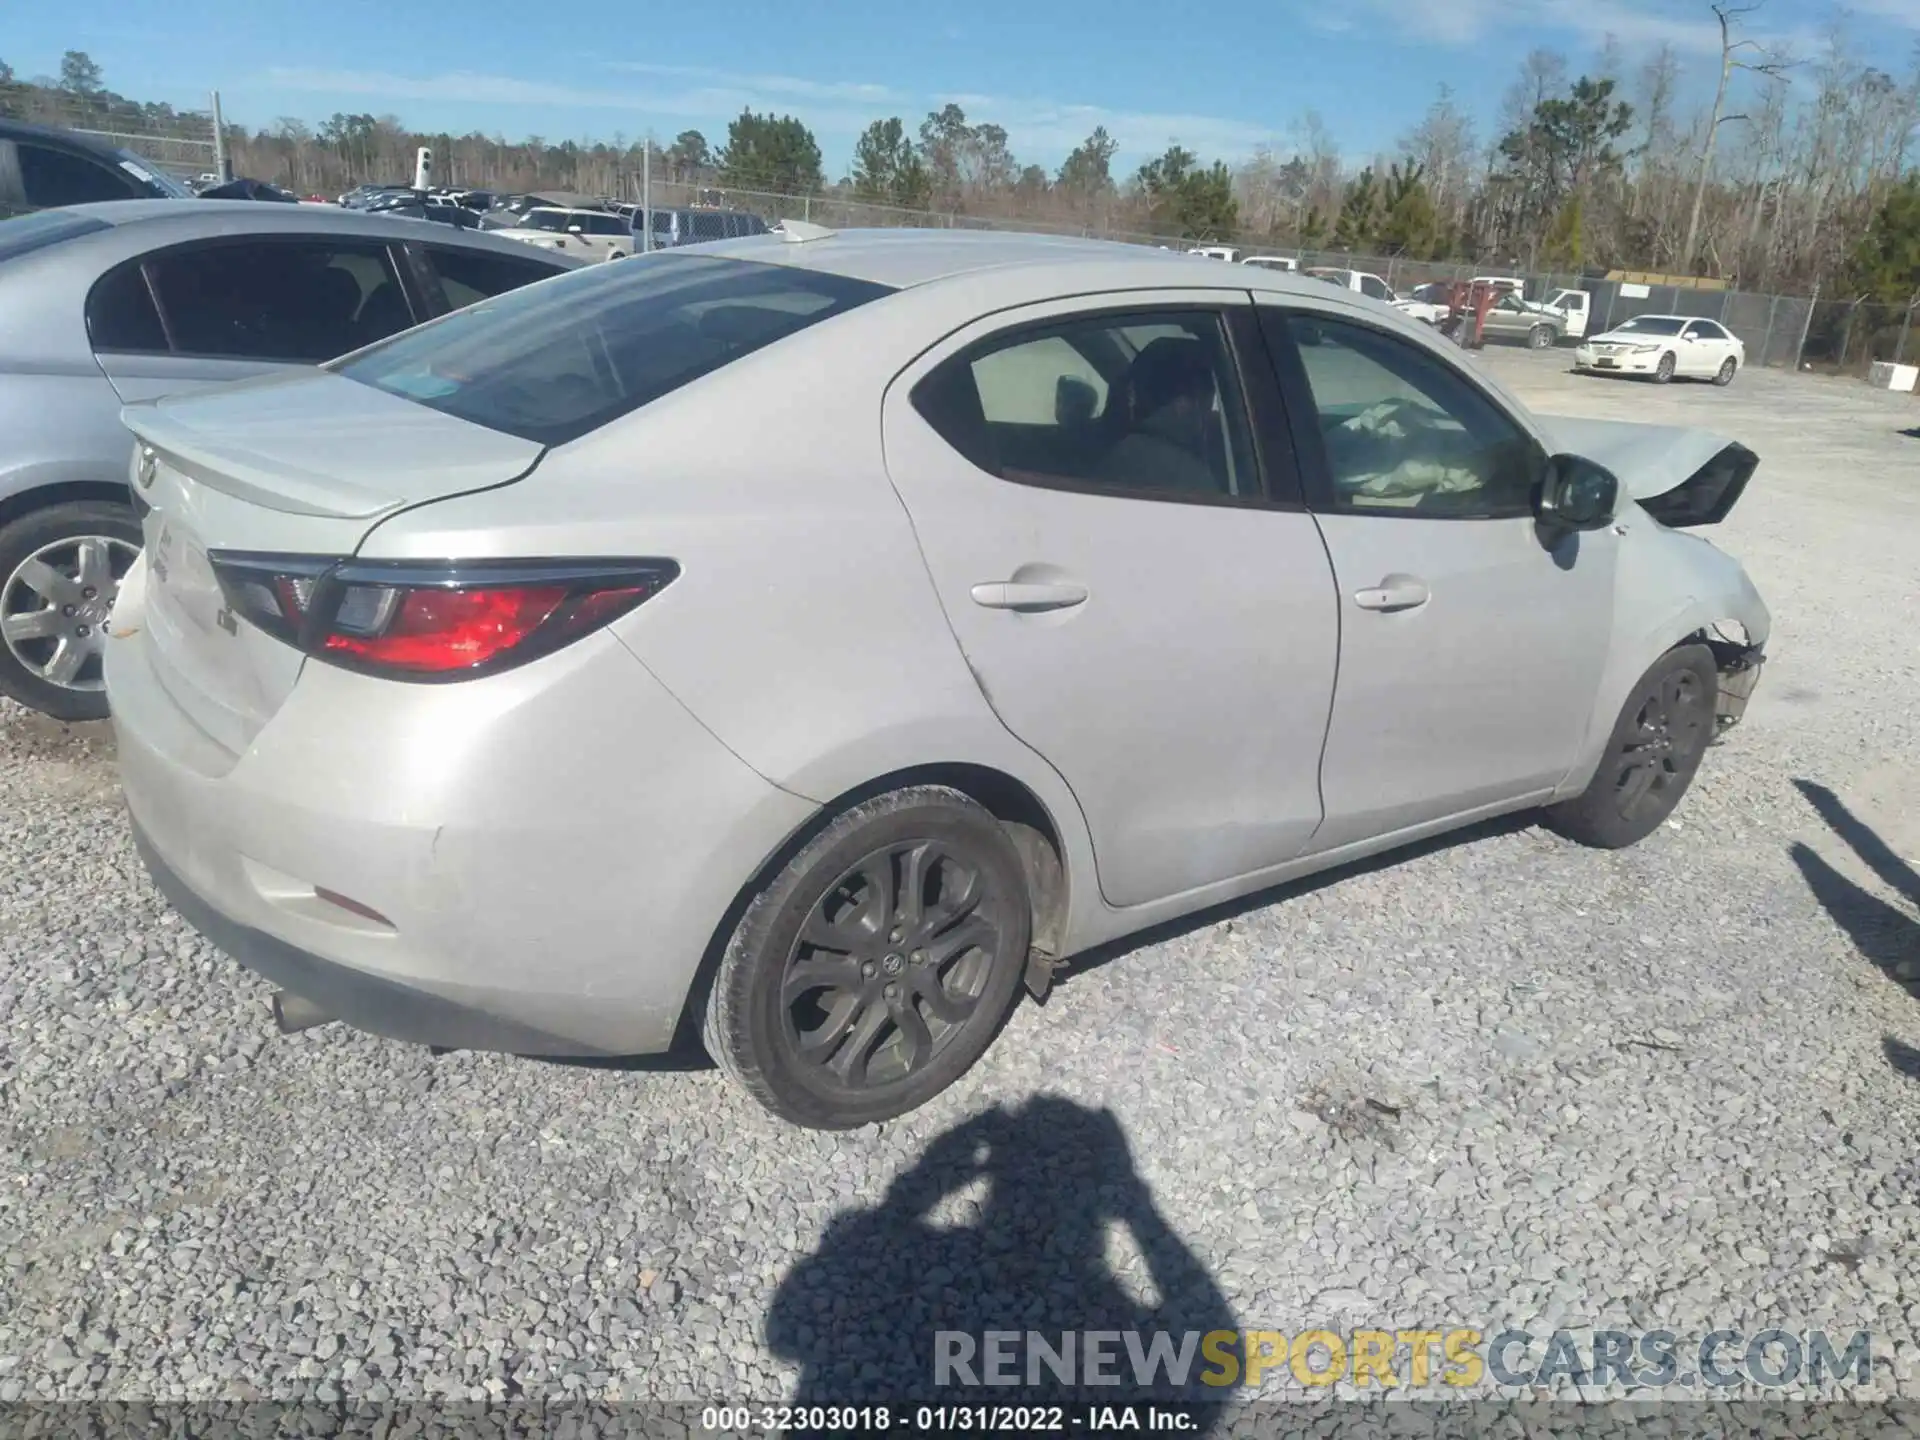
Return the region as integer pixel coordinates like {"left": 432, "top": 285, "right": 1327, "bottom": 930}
{"left": 11, "top": 0, "right": 1919, "bottom": 175}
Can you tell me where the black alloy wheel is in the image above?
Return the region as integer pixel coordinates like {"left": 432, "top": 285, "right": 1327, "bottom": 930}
{"left": 704, "top": 787, "right": 1031, "bottom": 1128}
{"left": 782, "top": 838, "right": 1005, "bottom": 1089}
{"left": 1545, "top": 645, "right": 1719, "bottom": 849}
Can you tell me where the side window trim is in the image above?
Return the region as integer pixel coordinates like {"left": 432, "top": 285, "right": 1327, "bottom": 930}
{"left": 912, "top": 299, "right": 1303, "bottom": 512}
{"left": 1258, "top": 302, "right": 1546, "bottom": 521}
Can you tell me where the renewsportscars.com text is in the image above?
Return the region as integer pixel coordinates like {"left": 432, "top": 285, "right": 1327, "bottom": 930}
{"left": 934, "top": 1328, "right": 1874, "bottom": 1391}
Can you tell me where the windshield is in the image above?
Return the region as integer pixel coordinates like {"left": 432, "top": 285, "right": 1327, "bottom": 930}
{"left": 334, "top": 253, "right": 893, "bottom": 446}
{"left": 1616, "top": 316, "right": 1685, "bottom": 336}
{"left": 113, "top": 152, "right": 193, "bottom": 199}
{"left": 0, "top": 210, "right": 112, "bottom": 263}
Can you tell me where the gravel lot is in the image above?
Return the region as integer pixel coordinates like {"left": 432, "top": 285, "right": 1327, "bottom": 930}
{"left": 2, "top": 348, "right": 1917, "bottom": 1410}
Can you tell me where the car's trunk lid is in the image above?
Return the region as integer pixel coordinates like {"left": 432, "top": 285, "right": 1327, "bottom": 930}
{"left": 1537, "top": 415, "right": 1757, "bottom": 528}
{"left": 118, "top": 372, "right": 544, "bottom": 757}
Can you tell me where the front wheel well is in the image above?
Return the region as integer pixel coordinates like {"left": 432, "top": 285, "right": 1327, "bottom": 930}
{"left": 0, "top": 480, "right": 135, "bottom": 535}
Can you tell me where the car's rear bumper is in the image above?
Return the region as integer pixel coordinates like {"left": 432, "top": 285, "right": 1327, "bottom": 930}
{"left": 130, "top": 819, "right": 605, "bottom": 1054}
{"left": 108, "top": 594, "right": 816, "bottom": 1058}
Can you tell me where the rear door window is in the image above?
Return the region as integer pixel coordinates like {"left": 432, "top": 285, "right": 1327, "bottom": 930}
{"left": 145, "top": 239, "right": 414, "bottom": 362}
{"left": 17, "top": 143, "right": 145, "bottom": 208}
{"left": 85, "top": 261, "right": 169, "bottom": 352}
{"left": 335, "top": 253, "right": 892, "bottom": 445}
{"left": 421, "top": 244, "right": 569, "bottom": 312}
{"left": 913, "top": 309, "right": 1258, "bottom": 501}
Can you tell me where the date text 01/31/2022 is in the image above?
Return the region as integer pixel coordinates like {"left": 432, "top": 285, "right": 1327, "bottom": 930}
{"left": 700, "top": 1404, "right": 1195, "bottom": 1432}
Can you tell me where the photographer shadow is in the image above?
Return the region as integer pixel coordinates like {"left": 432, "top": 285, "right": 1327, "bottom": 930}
{"left": 765, "top": 1095, "right": 1239, "bottom": 1432}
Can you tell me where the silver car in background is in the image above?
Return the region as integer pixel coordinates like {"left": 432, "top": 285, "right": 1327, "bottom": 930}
{"left": 0, "top": 200, "right": 578, "bottom": 718}
{"left": 106, "top": 231, "right": 1769, "bottom": 1129}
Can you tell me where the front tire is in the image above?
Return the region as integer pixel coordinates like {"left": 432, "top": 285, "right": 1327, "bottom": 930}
{"left": 1714, "top": 356, "right": 1738, "bottom": 386}
{"left": 0, "top": 500, "right": 143, "bottom": 722}
{"left": 1545, "top": 645, "right": 1718, "bottom": 849}
{"left": 703, "top": 786, "right": 1032, "bottom": 1128}
{"left": 1528, "top": 324, "right": 1556, "bottom": 350}
{"left": 1652, "top": 351, "right": 1676, "bottom": 384}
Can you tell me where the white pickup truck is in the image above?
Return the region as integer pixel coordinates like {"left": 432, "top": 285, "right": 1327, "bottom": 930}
{"left": 1306, "top": 267, "right": 1450, "bottom": 325}
{"left": 1536, "top": 287, "right": 1592, "bottom": 339}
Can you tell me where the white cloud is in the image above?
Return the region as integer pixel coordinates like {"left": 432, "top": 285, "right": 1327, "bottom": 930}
{"left": 939, "top": 91, "right": 1282, "bottom": 162}
{"left": 1321, "top": 0, "right": 1836, "bottom": 55}
{"left": 602, "top": 62, "right": 907, "bottom": 106}
{"left": 257, "top": 64, "right": 1282, "bottom": 166}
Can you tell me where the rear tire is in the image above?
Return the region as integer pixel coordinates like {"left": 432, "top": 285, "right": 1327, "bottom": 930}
{"left": 1714, "top": 356, "right": 1738, "bottom": 386}
{"left": 1545, "top": 645, "right": 1718, "bottom": 850}
{"left": 0, "top": 500, "right": 142, "bottom": 722}
{"left": 703, "top": 786, "right": 1032, "bottom": 1128}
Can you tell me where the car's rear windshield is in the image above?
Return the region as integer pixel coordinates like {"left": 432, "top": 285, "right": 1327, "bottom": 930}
{"left": 1617, "top": 316, "right": 1685, "bottom": 335}
{"left": 0, "top": 210, "right": 111, "bottom": 264}
{"left": 333, "top": 253, "right": 894, "bottom": 446}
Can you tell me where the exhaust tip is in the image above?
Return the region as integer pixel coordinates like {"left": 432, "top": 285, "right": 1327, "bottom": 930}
{"left": 271, "top": 990, "right": 336, "bottom": 1035}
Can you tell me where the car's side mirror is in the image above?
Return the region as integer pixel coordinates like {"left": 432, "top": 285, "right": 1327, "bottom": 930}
{"left": 568, "top": 223, "right": 584, "bottom": 234}
{"left": 1535, "top": 453, "right": 1619, "bottom": 532}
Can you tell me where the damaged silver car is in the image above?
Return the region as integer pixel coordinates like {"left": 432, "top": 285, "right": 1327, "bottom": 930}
{"left": 107, "top": 235, "right": 1769, "bottom": 1127}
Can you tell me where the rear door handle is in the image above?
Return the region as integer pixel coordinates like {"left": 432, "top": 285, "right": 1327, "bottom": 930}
{"left": 1353, "top": 576, "right": 1430, "bottom": 612}
{"left": 970, "top": 580, "right": 1089, "bottom": 612}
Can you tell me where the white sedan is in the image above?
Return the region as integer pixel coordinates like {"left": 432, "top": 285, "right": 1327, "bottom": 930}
{"left": 1575, "top": 315, "right": 1745, "bottom": 385}
{"left": 106, "top": 230, "right": 1769, "bottom": 1128}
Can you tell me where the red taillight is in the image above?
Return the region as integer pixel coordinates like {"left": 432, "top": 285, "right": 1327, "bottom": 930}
{"left": 209, "top": 555, "right": 677, "bottom": 681}
{"left": 324, "top": 585, "right": 571, "bottom": 672}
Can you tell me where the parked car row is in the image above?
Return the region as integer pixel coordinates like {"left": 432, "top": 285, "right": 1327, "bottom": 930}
{"left": 0, "top": 201, "right": 581, "bottom": 718}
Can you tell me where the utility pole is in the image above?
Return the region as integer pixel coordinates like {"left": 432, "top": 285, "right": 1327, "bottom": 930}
{"left": 642, "top": 132, "right": 653, "bottom": 252}
{"left": 209, "top": 90, "right": 228, "bottom": 181}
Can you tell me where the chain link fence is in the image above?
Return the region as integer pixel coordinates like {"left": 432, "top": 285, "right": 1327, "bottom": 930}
{"left": 1, "top": 90, "right": 219, "bottom": 181}
{"left": 645, "top": 181, "right": 1918, "bottom": 384}
{"left": 1797, "top": 298, "right": 1920, "bottom": 376}
{"left": 6, "top": 104, "right": 1915, "bottom": 386}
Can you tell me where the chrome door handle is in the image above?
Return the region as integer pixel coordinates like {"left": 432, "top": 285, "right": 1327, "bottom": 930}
{"left": 970, "top": 580, "right": 1089, "bottom": 612}
{"left": 1353, "top": 576, "right": 1430, "bottom": 612}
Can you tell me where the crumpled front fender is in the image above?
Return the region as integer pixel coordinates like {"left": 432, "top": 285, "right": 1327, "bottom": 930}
{"left": 1557, "top": 520, "right": 1771, "bottom": 799}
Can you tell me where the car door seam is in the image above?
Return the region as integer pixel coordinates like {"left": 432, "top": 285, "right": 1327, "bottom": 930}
{"left": 874, "top": 357, "right": 1106, "bottom": 892}
{"left": 609, "top": 637, "right": 821, "bottom": 804}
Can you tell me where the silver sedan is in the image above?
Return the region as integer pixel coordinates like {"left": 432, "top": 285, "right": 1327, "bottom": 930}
{"left": 0, "top": 200, "right": 578, "bottom": 719}
{"left": 105, "top": 230, "right": 1770, "bottom": 1128}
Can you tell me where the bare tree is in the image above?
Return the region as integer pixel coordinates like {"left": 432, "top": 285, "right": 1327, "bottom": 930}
{"left": 1682, "top": 2, "right": 1792, "bottom": 270}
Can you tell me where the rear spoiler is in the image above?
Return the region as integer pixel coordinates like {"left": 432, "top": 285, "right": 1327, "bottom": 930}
{"left": 1536, "top": 415, "right": 1757, "bottom": 528}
